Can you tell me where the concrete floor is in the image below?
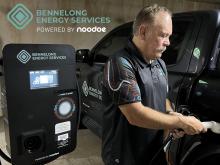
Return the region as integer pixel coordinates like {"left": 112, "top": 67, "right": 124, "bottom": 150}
{"left": 0, "top": 117, "right": 104, "bottom": 165}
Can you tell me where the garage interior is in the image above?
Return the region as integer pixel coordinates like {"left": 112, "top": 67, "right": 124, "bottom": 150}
{"left": 0, "top": 0, "right": 220, "bottom": 164}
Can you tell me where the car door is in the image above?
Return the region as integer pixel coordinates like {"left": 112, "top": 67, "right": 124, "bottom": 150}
{"left": 161, "top": 14, "right": 202, "bottom": 109}
{"left": 77, "top": 23, "right": 132, "bottom": 136}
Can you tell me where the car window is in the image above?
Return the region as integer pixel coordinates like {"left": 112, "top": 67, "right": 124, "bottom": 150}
{"left": 93, "top": 20, "right": 192, "bottom": 65}
{"left": 215, "top": 32, "right": 220, "bottom": 71}
{"left": 162, "top": 20, "right": 192, "bottom": 65}
{"left": 93, "top": 27, "right": 132, "bottom": 63}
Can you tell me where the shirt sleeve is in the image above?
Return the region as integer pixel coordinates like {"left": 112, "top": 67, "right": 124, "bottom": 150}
{"left": 103, "top": 56, "right": 141, "bottom": 105}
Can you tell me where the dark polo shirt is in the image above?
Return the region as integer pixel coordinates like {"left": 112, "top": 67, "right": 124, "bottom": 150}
{"left": 102, "top": 40, "right": 168, "bottom": 165}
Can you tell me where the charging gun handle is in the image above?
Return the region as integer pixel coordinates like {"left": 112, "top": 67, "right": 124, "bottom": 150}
{"left": 202, "top": 121, "right": 214, "bottom": 129}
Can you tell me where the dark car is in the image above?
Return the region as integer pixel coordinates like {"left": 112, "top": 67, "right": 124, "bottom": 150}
{"left": 76, "top": 10, "right": 220, "bottom": 165}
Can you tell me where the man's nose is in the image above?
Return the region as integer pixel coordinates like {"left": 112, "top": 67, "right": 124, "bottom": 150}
{"left": 164, "top": 38, "right": 170, "bottom": 46}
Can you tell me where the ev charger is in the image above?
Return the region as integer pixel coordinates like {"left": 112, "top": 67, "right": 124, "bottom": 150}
{"left": 0, "top": 44, "right": 79, "bottom": 164}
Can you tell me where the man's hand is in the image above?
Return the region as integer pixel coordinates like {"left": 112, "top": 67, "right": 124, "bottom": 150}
{"left": 179, "top": 116, "right": 207, "bottom": 135}
{"left": 169, "top": 112, "right": 207, "bottom": 136}
{"left": 170, "top": 129, "right": 185, "bottom": 139}
{"left": 168, "top": 111, "right": 185, "bottom": 139}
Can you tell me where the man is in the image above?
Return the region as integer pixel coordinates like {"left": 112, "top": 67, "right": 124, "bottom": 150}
{"left": 102, "top": 4, "right": 206, "bottom": 165}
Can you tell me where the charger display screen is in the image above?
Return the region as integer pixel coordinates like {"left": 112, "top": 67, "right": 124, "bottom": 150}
{"left": 29, "top": 70, "right": 58, "bottom": 90}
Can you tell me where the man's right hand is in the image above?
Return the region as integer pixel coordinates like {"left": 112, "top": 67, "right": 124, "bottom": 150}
{"left": 178, "top": 116, "right": 207, "bottom": 135}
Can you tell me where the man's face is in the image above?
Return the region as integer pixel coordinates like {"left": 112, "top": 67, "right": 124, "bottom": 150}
{"left": 143, "top": 11, "right": 172, "bottom": 60}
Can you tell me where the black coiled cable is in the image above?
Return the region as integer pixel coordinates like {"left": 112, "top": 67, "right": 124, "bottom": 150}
{"left": 0, "top": 148, "right": 11, "bottom": 164}
{"left": 149, "top": 134, "right": 173, "bottom": 165}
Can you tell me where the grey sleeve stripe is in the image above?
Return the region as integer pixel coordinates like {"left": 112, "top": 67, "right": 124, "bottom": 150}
{"left": 107, "top": 60, "right": 131, "bottom": 91}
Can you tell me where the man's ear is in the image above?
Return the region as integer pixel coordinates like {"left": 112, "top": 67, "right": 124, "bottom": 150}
{"left": 139, "top": 24, "right": 147, "bottom": 40}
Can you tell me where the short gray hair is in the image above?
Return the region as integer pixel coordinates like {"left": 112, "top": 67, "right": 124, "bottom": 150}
{"left": 133, "top": 4, "right": 172, "bottom": 35}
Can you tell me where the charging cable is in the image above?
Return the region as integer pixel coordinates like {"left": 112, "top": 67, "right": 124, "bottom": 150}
{"left": 149, "top": 121, "right": 220, "bottom": 165}
{"left": 149, "top": 134, "right": 174, "bottom": 165}
{"left": 0, "top": 148, "right": 11, "bottom": 164}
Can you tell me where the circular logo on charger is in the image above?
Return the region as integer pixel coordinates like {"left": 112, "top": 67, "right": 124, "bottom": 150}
{"left": 82, "top": 81, "right": 89, "bottom": 97}
{"left": 54, "top": 97, "right": 75, "bottom": 120}
{"left": 59, "top": 101, "right": 73, "bottom": 116}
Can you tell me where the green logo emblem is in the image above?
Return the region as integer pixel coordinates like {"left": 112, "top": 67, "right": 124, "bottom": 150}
{"left": 7, "top": 3, "right": 33, "bottom": 30}
{"left": 17, "top": 50, "right": 31, "bottom": 64}
{"left": 193, "top": 47, "right": 201, "bottom": 59}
